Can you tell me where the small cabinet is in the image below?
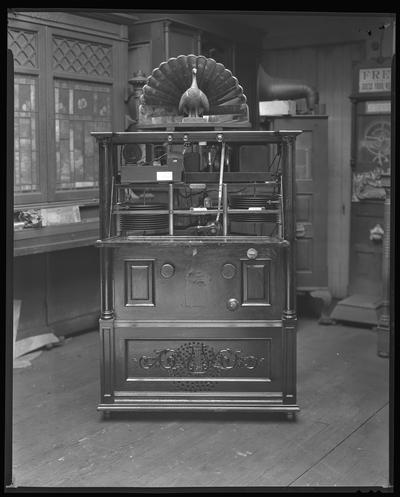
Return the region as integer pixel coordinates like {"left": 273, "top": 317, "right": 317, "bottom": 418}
{"left": 261, "top": 116, "right": 329, "bottom": 292}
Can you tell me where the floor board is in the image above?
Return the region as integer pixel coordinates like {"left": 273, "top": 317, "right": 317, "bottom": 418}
{"left": 11, "top": 319, "right": 390, "bottom": 488}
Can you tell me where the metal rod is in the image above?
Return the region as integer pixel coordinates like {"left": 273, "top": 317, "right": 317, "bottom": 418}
{"left": 223, "top": 183, "right": 228, "bottom": 235}
{"left": 108, "top": 175, "right": 114, "bottom": 238}
{"left": 168, "top": 182, "right": 174, "bottom": 235}
{"left": 216, "top": 142, "right": 226, "bottom": 223}
{"left": 278, "top": 174, "right": 284, "bottom": 239}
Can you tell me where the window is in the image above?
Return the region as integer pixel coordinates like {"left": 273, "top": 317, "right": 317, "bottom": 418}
{"left": 14, "top": 75, "right": 39, "bottom": 193}
{"left": 54, "top": 80, "right": 111, "bottom": 191}
{"left": 8, "top": 13, "right": 127, "bottom": 206}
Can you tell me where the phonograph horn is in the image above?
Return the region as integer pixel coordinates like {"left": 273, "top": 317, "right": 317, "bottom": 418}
{"left": 257, "top": 64, "right": 319, "bottom": 111}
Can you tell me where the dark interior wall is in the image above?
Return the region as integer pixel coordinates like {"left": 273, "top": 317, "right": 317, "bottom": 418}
{"left": 14, "top": 246, "right": 100, "bottom": 339}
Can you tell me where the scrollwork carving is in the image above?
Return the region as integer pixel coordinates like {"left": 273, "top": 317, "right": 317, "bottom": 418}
{"left": 137, "top": 343, "right": 264, "bottom": 375}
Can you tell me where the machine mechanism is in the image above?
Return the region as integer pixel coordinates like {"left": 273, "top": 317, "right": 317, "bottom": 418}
{"left": 93, "top": 55, "right": 301, "bottom": 417}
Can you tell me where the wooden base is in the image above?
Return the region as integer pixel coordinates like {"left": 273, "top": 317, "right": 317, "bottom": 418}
{"left": 97, "top": 403, "right": 300, "bottom": 413}
{"left": 330, "top": 294, "right": 381, "bottom": 326}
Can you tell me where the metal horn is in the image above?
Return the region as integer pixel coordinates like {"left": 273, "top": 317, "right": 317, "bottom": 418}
{"left": 257, "top": 64, "right": 319, "bottom": 111}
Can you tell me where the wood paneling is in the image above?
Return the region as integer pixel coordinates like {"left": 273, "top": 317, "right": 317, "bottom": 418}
{"left": 241, "top": 259, "right": 271, "bottom": 305}
{"left": 262, "top": 41, "right": 365, "bottom": 297}
{"left": 13, "top": 253, "right": 47, "bottom": 333}
{"left": 124, "top": 260, "right": 154, "bottom": 306}
{"left": 13, "top": 246, "right": 100, "bottom": 339}
{"left": 46, "top": 246, "right": 100, "bottom": 324}
{"left": 268, "top": 116, "right": 327, "bottom": 290}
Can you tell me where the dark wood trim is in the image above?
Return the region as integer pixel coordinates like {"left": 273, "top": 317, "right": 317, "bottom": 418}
{"left": 5, "top": 48, "right": 14, "bottom": 488}
{"left": 13, "top": 220, "right": 99, "bottom": 256}
{"left": 11, "top": 11, "right": 129, "bottom": 41}
{"left": 10, "top": 13, "right": 128, "bottom": 210}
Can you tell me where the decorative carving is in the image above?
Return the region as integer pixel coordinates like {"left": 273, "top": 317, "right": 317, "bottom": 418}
{"left": 352, "top": 167, "right": 387, "bottom": 201}
{"left": 52, "top": 36, "right": 112, "bottom": 77}
{"left": 138, "top": 342, "right": 264, "bottom": 375}
{"left": 139, "top": 54, "right": 249, "bottom": 126}
{"left": 126, "top": 71, "right": 147, "bottom": 128}
{"left": 8, "top": 28, "right": 38, "bottom": 68}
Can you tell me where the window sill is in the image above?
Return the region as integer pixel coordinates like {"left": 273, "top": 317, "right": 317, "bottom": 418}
{"left": 14, "top": 219, "right": 99, "bottom": 257}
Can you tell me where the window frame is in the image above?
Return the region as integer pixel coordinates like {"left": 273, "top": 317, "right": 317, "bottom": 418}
{"left": 9, "top": 14, "right": 127, "bottom": 207}
{"left": 10, "top": 19, "right": 48, "bottom": 205}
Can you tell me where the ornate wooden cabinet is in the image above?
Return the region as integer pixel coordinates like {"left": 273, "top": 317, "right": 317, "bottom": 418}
{"left": 93, "top": 129, "right": 300, "bottom": 417}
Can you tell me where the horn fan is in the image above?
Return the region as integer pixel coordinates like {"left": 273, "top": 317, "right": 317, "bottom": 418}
{"left": 139, "top": 54, "right": 249, "bottom": 125}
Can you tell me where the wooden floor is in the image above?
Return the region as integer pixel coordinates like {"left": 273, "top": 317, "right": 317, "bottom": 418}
{"left": 11, "top": 318, "right": 390, "bottom": 489}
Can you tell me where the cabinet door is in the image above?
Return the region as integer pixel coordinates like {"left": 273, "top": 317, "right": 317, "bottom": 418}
{"left": 272, "top": 117, "right": 328, "bottom": 289}
{"left": 349, "top": 100, "right": 390, "bottom": 296}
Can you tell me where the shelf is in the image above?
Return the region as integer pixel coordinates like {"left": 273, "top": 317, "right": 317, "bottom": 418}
{"left": 116, "top": 180, "right": 278, "bottom": 187}
{"left": 95, "top": 235, "right": 289, "bottom": 247}
{"left": 92, "top": 130, "right": 302, "bottom": 144}
{"left": 14, "top": 220, "right": 99, "bottom": 257}
{"left": 113, "top": 208, "right": 278, "bottom": 215}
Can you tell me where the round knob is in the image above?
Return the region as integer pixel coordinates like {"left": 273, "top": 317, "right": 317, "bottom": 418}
{"left": 160, "top": 263, "right": 175, "bottom": 278}
{"left": 221, "top": 263, "right": 236, "bottom": 279}
{"left": 247, "top": 248, "right": 258, "bottom": 259}
{"left": 227, "top": 298, "right": 239, "bottom": 311}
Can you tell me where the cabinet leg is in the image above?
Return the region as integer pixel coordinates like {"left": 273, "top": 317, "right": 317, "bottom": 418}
{"left": 102, "top": 411, "right": 112, "bottom": 420}
{"left": 286, "top": 412, "right": 297, "bottom": 421}
{"left": 310, "top": 289, "right": 334, "bottom": 325}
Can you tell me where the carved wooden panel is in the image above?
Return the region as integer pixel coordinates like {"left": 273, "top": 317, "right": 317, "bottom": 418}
{"left": 124, "top": 260, "right": 155, "bottom": 306}
{"left": 115, "top": 334, "right": 277, "bottom": 393}
{"left": 54, "top": 79, "right": 111, "bottom": 190}
{"left": 241, "top": 259, "right": 271, "bottom": 306}
{"left": 8, "top": 28, "right": 38, "bottom": 69}
{"left": 113, "top": 245, "right": 284, "bottom": 320}
{"left": 52, "top": 36, "right": 112, "bottom": 77}
{"left": 14, "top": 75, "right": 39, "bottom": 193}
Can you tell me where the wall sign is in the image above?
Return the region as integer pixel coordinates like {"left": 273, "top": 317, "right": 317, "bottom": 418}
{"left": 359, "top": 67, "right": 391, "bottom": 93}
{"left": 366, "top": 101, "right": 391, "bottom": 114}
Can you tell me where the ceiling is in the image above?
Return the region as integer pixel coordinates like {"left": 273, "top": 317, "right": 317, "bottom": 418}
{"left": 204, "top": 11, "right": 396, "bottom": 48}
{"left": 76, "top": 10, "right": 396, "bottom": 50}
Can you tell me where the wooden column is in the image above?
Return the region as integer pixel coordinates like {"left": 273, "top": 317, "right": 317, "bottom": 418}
{"left": 98, "top": 137, "right": 113, "bottom": 320}
{"left": 281, "top": 135, "right": 297, "bottom": 407}
{"left": 282, "top": 136, "right": 297, "bottom": 319}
